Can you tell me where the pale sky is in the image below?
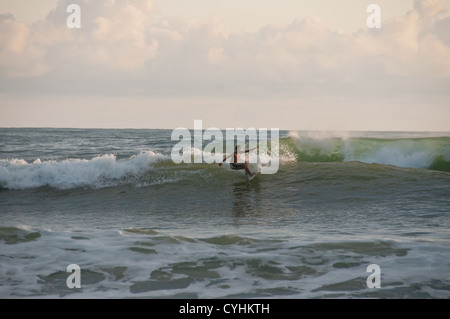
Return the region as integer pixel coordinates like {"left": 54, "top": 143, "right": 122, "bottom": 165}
{"left": 1, "top": 0, "right": 450, "bottom": 130}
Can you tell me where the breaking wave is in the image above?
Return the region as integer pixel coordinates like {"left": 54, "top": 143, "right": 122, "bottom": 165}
{"left": 282, "top": 131, "right": 450, "bottom": 172}
{"left": 0, "top": 151, "right": 168, "bottom": 190}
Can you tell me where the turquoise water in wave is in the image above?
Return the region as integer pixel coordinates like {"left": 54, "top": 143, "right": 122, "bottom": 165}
{"left": 0, "top": 128, "right": 449, "bottom": 298}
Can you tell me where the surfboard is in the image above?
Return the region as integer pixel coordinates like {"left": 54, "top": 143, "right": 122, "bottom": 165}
{"left": 246, "top": 170, "right": 260, "bottom": 181}
{"left": 246, "top": 158, "right": 261, "bottom": 180}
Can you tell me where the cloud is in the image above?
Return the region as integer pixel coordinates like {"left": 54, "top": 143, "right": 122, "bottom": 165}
{"left": 0, "top": 12, "right": 47, "bottom": 77}
{"left": 39, "top": 0, "right": 159, "bottom": 76}
{"left": 372, "top": 0, "right": 450, "bottom": 77}
{"left": 414, "top": 0, "right": 444, "bottom": 24}
{"left": 435, "top": 15, "right": 450, "bottom": 46}
{"left": 0, "top": 0, "right": 449, "bottom": 99}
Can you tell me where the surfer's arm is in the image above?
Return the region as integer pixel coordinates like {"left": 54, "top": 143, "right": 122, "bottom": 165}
{"left": 219, "top": 155, "right": 227, "bottom": 166}
{"left": 245, "top": 146, "right": 259, "bottom": 153}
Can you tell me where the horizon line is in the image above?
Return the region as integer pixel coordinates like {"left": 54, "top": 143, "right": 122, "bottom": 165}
{"left": 1, "top": 126, "right": 450, "bottom": 134}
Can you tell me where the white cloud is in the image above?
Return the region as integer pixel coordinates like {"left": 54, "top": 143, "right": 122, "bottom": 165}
{"left": 0, "top": 0, "right": 449, "bottom": 99}
{"left": 41, "top": 0, "right": 159, "bottom": 75}
{"left": 0, "top": 12, "right": 47, "bottom": 77}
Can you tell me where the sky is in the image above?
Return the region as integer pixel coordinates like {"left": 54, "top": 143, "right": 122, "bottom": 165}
{"left": 1, "top": 0, "right": 450, "bottom": 131}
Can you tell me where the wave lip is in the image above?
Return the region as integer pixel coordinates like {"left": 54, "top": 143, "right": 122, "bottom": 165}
{"left": 0, "top": 151, "right": 167, "bottom": 190}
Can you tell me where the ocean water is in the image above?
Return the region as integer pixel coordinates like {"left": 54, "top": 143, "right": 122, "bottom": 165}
{"left": 0, "top": 128, "right": 449, "bottom": 299}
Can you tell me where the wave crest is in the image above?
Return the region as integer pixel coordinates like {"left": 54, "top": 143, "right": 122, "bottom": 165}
{"left": 0, "top": 151, "right": 168, "bottom": 190}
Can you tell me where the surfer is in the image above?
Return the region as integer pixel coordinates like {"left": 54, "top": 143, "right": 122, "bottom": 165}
{"left": 219, "top": 146, "right": 256, "bottom": 178}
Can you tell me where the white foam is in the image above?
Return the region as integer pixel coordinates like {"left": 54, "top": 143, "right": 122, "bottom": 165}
{"left": 287, "top": 130, "right": 449, "bottom": 169}
{"left": 356, "top": 147, "right": 433, "bottom": 169}
{"left": 0, "top": 151, "right": 168, "bottom": 190}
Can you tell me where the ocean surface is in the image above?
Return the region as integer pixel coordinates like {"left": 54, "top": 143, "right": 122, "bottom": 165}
{"left": 1, "top": 128, "right": 449, "bottom": 299}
